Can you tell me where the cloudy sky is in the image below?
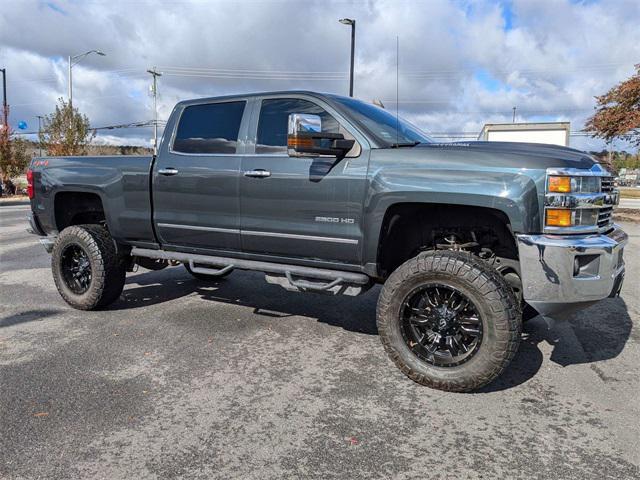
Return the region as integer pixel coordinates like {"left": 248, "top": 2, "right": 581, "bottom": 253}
{"left": 1, "top": 0, "right": 639, "bottom": 151}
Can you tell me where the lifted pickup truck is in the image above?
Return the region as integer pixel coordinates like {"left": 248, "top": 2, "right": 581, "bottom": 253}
{"left": 27, "top": 91, "right": 627, "bottom": 392}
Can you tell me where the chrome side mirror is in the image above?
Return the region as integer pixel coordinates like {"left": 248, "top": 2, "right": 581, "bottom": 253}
{"left": 287, "top": 113, "right": 322, "bottom": 157}
{"left": 287, "top": 113, "right": 354, "bottom": 158}
{"left": 288, "top": 113, "right": 322, "bottom": 135}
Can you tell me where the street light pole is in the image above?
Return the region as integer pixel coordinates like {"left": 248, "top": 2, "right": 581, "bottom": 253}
{"left": 68, "top": 50, "right": 106, "bottom": 106}
{"left": 339, "top": 18, "right": 356, "bottom": 97}
{"left": 37, "top": 115, "right": 44, "bottom": 156}
{"left": 147, "top": 68, "right": 162, "bottom": 155}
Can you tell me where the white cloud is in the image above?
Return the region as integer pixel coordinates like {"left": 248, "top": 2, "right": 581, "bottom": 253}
{"left": 0, "top": 0, "right": 638, "bottom": 151}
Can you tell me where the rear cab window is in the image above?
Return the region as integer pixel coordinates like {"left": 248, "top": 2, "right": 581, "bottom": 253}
{"left": 173, "top": 101, "right": 246, "bottom": 154}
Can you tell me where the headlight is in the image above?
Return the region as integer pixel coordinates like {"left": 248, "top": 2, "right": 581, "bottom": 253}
{"left": 548, "top": 176, "right": 572, "bottom": 193}
{"left": 544, "top": 168, "right": 617, "bottom": 234}
{"left": 547, "top": 175, "right": 600, "bottom": 193}
{"left": 545, "top": 208, "right": 599, "bottom": 228}
{"left": 546, "top": 209, "right": 573, "bottom": 227}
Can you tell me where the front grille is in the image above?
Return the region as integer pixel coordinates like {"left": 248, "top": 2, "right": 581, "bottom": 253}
{"left": 601, "top": 176, "right": 615, "bottom": 193}
{"left": 598, "top": 206, "right": 613, "bottom": 228}
{"left": 598, "top": 176, "right": 616, "bottom": 230}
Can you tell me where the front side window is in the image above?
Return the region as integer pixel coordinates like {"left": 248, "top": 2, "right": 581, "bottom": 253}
{"left": 256, "top": 98, "right": 352, "bottom": 154}
{"left": 173, "top": 101, "right": 246, "bottom": 154}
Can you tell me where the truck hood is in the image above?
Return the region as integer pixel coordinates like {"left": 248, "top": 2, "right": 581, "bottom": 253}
{"left": 406, "top": 141, "right": 600, "bottom": 171}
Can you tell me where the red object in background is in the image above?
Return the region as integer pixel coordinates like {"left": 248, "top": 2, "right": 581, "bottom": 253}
{"left": 26, "top": 169, "right": 34, "bottom": 199}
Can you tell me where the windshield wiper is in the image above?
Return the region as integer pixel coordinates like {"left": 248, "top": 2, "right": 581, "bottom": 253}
{"left": 389, "top": 141, "right": 422, "bottom": 148}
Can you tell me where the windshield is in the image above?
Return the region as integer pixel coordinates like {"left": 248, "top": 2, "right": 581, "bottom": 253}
{"left": 330, "top": 96, "right": 433, "bottom": 147}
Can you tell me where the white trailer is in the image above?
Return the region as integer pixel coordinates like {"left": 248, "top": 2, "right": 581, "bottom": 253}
{"left": 478, "top": 122, "right": 570, "bottom": 147}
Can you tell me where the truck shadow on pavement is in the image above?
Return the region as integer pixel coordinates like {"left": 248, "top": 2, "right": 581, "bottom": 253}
{"left": 114, "top": 268, "right": 633, "bottom": 391}
{"left": 481, "top": 298, "right": 633, "bottom": 392}
{"left": 0, "top": 309, "right": 64, "bottom": 328}
{"left": 113, "top": 267, "right": 380, "bottom": 334}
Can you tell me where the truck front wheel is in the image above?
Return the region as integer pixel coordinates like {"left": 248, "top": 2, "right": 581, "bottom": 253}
{"left": 51, "top": 225, "right": 126, "bottom": 310}
{"left": 377, "top": 250, "right": 521, "bottom": 392}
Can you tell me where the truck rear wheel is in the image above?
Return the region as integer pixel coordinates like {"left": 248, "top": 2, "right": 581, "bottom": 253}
{"left": 51, "top": 224, "right": 126, "bottom": 310}
{"left": 377, "top": 250, "right": 521, "bottom": 392}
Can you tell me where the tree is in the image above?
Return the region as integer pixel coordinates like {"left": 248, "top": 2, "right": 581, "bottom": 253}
{"left": 39, "top": 98, "right": 95, "bottom": 156}
{"left": 585, "top": 64, "right": 640, "bottom": 147}
{"left": 0, "top": 107, "right": 30, "bottom": 191}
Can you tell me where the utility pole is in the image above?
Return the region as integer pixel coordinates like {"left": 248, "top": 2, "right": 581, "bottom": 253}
{"left": 0, "top": 68, "right": 7, "bottom": 133}
{"left": 68, "top": 56, "right": 72, "bottom": 107}
{"left": 0, "top": 68, "right": 7, "bottom": 191}
{"left": 147, "top": 68, "right": 162, "bottom": 155}
{"left": 512, "top": 106, "right": 516, "bottom": 123}
{"left": 1, "top": 68, "right": 6, "bottom": 110}
{"left": 37, "top": 115, "right": 44, "bottom": 156}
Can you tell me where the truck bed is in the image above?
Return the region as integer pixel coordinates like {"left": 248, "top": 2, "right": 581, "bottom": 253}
{"left": 30, "top": 155, "right": 156, "bottom": 244}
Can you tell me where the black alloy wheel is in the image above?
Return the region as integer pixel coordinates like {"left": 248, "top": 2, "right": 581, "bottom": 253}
{"left": 376, "top": 250, "right": 522, "bottom": 392}
{"left": 51, "top": 224, "right": 127, "bottom": 310}
{"left": 400, "top": 284, "right": 483, "bottom": 367}
{"left": 60, "top": 244, "right": 93, "bottom": 294}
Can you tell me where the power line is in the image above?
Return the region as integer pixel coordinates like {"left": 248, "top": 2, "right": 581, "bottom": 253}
{"left": 381, "top": 101, "right": 593, "bottom": 113}
{"left": 20, "top": 60, "right": 632, "bottom": 85}
{"left": 401, "top": 62, "right": 633, "bottom": 79}
{"left": 157, "top": 65, "right": 347, "bottom": 74}
{"left": 14, "top": 119, "right": 166, "bottom": 136}
{"left": 161, "top": 72, "right": 346, "bottom": 80}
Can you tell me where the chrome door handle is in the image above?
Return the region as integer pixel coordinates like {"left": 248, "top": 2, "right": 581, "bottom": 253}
{"left": 158, "top": 168, "right": 179, "bottom": 176}
{"left": 244, "top": 169, "right": 271, "bottom": 178}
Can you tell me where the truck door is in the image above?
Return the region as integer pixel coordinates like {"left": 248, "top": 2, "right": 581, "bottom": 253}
{"left": 239, "top": 96, "right": 368, "bottom": 264}
{"left": 152, "top": 100, "right": 248, "bottom": 252}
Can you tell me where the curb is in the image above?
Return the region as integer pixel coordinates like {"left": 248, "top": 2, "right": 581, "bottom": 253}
{"left": 0, "top": 200, "right": 30, "bottom": 207}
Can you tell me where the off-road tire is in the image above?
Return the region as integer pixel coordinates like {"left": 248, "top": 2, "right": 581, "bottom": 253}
{"left": 52, "top": 224, "right": 127, "bottom": 310}
{"left": 184, "top": 262, "right": 232, "bottom": 281}
{"left": 377, "top": 250, "right": 522, "bottom": 392}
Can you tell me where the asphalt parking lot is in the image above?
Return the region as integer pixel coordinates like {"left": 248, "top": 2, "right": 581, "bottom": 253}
{"left": 1, "top": 203, "right": 639, "bottom": 480}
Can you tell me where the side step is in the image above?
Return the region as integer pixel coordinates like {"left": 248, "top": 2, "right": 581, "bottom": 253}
{"left": 188, "top": 261, "right": 234, "bottom": 277}
{"left": 131, "top": 247, "right": 371, "bottom": 296}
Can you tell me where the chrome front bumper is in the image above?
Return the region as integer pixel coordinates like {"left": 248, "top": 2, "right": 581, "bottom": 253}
{"left": 517, "top": 225, "right": 627, "bottom": 316}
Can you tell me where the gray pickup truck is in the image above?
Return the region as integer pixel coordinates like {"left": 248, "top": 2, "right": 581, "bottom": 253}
{"left": 27, "top": 91, "right": 627, "bottom": 391}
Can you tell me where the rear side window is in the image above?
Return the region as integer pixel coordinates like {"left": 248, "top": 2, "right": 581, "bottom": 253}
{"left": 256, "top": 98, "right": 341, "bottom": 154}
{"left": 173, "top": 101, "right": 246, "bottom": 154}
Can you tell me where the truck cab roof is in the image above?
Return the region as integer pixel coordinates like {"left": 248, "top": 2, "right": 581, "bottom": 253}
{"left": 175, "top": 90, "right": 340, "bottom": 108}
